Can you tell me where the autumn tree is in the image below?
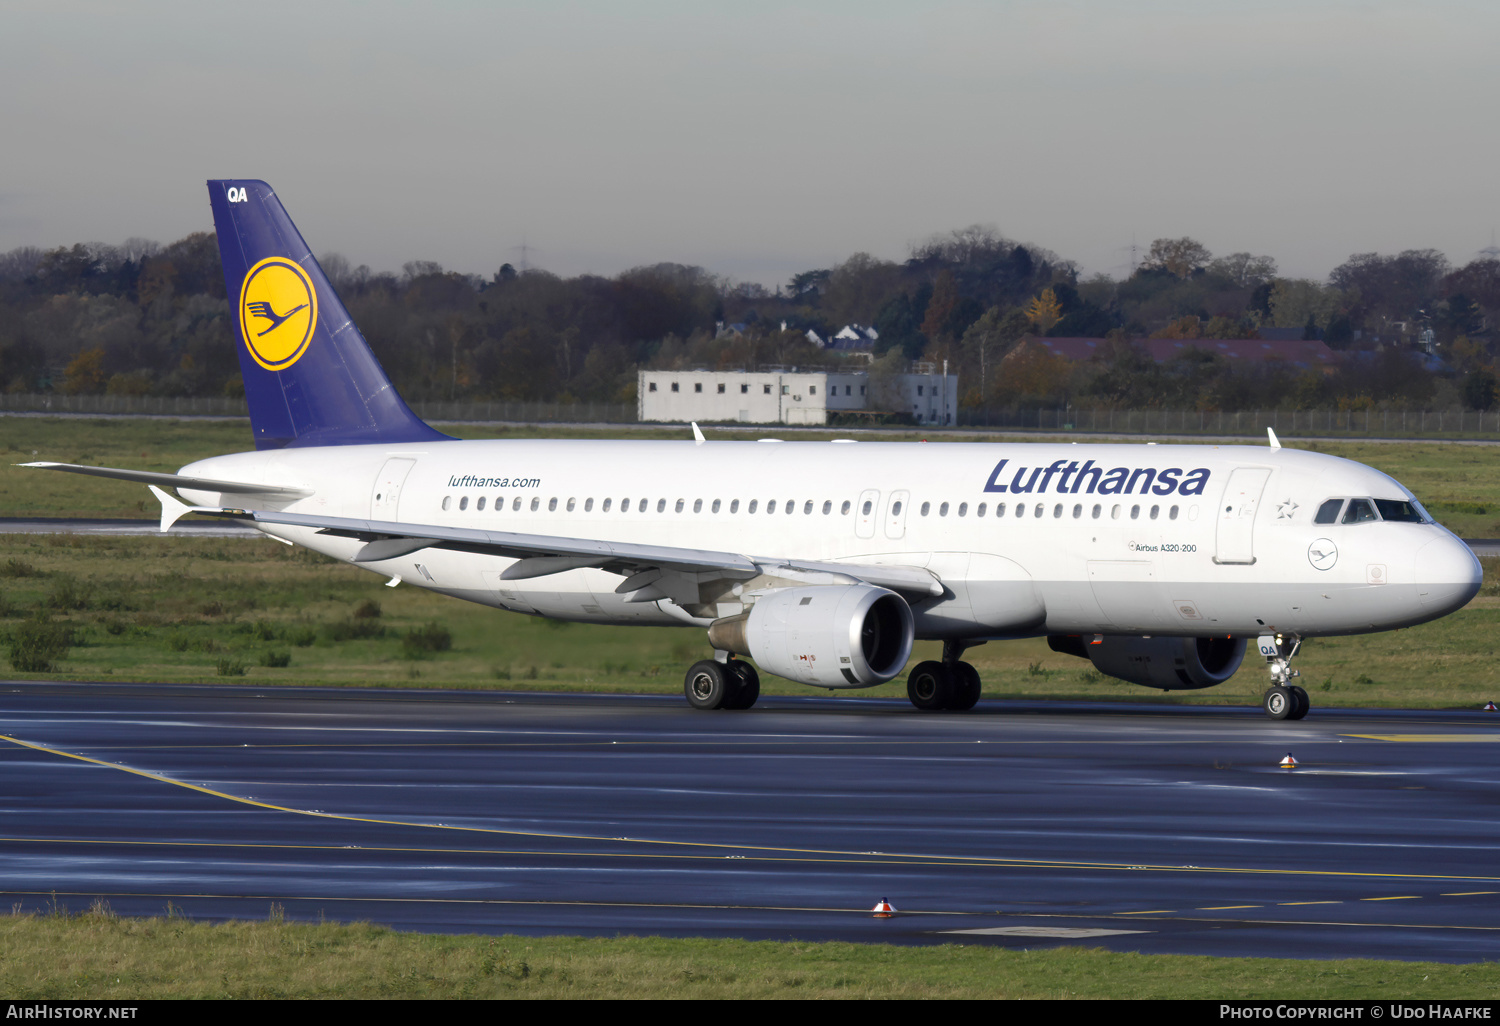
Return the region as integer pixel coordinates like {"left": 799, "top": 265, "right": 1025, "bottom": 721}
{"left": 1143, "top": 238, "right": 1212, "bottom": 280}
{"left": 1025, "top": 288, "right": 1062, "bottom": 333}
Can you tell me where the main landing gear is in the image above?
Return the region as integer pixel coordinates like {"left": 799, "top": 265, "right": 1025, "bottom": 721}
{"left": 907, "top": 640, "right": 983, "bottom": 712}
{"left": 1259, "top": 632, "right": 1308, "bottom": 721}
{"left": 684, "top": 656, "right": 760, "bottom": 710}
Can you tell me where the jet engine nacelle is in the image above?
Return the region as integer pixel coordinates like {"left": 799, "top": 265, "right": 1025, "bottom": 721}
{"left": 1060, "top": 635, "right": 1247, "bottom": 691}
{"left": 707, "top": 585, "right": 914, "bottom": 688}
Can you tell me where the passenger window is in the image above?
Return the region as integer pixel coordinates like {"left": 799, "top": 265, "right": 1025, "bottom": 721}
{"left": 803, "top": 501, "right": 813, "bottom": 514}
{"left": 477, "top": 497, "right": 486, "bottom": 511}
{"left": 958, "top": 502, "right": 968, "bottom": 517}
{"left": 495, "top": 495, "right": 503, "bottom": 510}
{"left": 842, "top": 501, "right": 852, "bottom": 515}
{"left": 939, "top": 502, "right": 949, "bottom": 516}
{"left": 442, "top": 496, "right": 451, "bottom": 511}
{"left": 712, "top": 499, "right": 721, "bottom": 513}
{"left": 977, "top": 503, "right": 987, "bottom": 517}
{"left": 531, "top": 497, "right": 540, "bottom": 512}
{"left": 1130, "top": 505, "right": 1140, "bottom": 520}
{"left": 657, "top": 499, "right": 666, "bottom": 513}
{"left": 1092, "top": 504, "right": 1101, "bottom": 519}
{"left": 512, "top": 497, "right": 522, "bottom": 511}
{"left": 1342, "top": 499, "right": 1377, "bottom": 524}
{"left": 1052, "top": 504, "right": 1062, "bottom": 518}
{"left": 994, "top": 502, "right": 1006, "bottom": 517}
{"left": 730, "top": 499, "right": 739, "bottom": 513}
{"left": 622, "top": 498, "right": 631, "bottom": 512}
{"left": 787, "top": 500, "right": 796, "bottom": 515}
{"left": 1015, "top": 503, "right": 1024, "bottom": 518}
{"left": 602, "top": 498, "right": 612, "bottom": 512}
{"left": 749, "top": 500, "right": 758, "bottom": 513}
{"left": 768, "top": 500, "right": 777, "bottom": 514}
{"left": 1314, "top": 499, "right": 1343, "bottom": 524}
{"left": 920, "top": 502, "right": 930, "bottom": 516}
{"left": 892, "top": 500, "right": 903, "bottom": 516}
{"left": 693, "top": 499, "right": 702, "bottom": 513}
{"left": 861, "top": 500, "right": 872, "bottom": 515}
{"left": 459, "top": 496, "right": 468, "bottom": 511}
{"left": 1149, "top": 505, "right": 1159, "bottom": 520}
{"left": 1034, "top": 503, "right": 1044, "bottom": 517}
{"left": 566, "top": 497, "right": 575, "bottom": 512}
{"left": 548, "top": 497, "right": 558, "bottom": 512}
{"left": 675, "top": 499, "right": 684, "bottom": 513}
{"left": 1169, "top": 505, "right": 1178, "bottom": 520}
{"left": 1111, "top": 504, "right": 1121, "bottom": 519}
{"left": 822, "top": 500, "right": 832, "bottom": 515}
{"left": 1072, "top": 504, "right": 1082, "bottom": 518}
{"left": 584, "top": 498, "right": 594, "bottom": 512}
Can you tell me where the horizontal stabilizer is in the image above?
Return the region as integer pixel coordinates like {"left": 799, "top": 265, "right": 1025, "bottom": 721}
{"left": 20, "top": 462, "right": 312, "bottom": 499}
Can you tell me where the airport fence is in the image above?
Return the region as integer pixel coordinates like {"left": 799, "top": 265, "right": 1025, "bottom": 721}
{"left": 954, "top": 405, "right": 1500, "bottom": 439}
{"left": 2, "top": 392, "right": 1496, "bottom": 438}
{"left": 0, "top": 393, "right": 637, "bottom": 424}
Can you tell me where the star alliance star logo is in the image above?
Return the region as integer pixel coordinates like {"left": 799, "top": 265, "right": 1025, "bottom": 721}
{"left": 1276, "top": 498, "right": 1299, "bottom": 519}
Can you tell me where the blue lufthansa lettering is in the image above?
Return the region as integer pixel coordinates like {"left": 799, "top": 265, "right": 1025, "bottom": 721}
{"left": 980, "top": 461, "right": 1211, "bottom": 497}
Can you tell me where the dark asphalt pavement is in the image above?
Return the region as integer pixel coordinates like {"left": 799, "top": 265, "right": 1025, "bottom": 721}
{"left": 2, "top": 682, "right": 1499, "bottom": 961}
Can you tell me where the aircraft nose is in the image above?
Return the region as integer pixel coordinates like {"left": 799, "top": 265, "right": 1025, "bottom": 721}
{"left": 1414, "top": 535, "right": 1482, "bottom": 614}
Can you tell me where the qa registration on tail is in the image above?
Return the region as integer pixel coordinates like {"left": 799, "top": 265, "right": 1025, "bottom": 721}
{"left": 22, "top": 180, "right": 1482, "bottom": 717}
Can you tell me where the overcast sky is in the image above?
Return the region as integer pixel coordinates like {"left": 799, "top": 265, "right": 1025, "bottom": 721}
{"left": 3, "top": 1, "right": 1497, "bottom": 288}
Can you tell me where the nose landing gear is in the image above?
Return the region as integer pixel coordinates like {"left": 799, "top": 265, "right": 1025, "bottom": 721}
{"left": 1258, "top": 633, "right": 1308, "bottom": 720}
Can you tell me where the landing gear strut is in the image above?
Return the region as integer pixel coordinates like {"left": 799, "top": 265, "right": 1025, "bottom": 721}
{"left": 1258, "top": 633, "right": 1308, "bottom": 720}
{"left": 907, "top": 639, "right": 984, "bottom": 712}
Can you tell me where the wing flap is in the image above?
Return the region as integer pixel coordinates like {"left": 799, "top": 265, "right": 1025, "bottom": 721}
{"left": 197, "top": 507, "right": 944, "bottom": 598}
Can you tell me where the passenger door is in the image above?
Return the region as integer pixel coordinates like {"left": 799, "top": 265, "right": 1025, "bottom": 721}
{"left": 370, "top": 458, "right": 416, "bottom": 520}
{"left": 1215, "top": 467, "right": 1271, "bottom": 564}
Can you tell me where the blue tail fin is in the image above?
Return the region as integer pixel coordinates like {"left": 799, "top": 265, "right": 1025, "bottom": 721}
{"left": 208, "top": 180, "right": 451, "bottom": 450}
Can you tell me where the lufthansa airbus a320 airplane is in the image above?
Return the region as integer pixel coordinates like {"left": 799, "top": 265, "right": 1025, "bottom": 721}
{"left": 25, "top": 181, "right": 1483, "bottom": 718}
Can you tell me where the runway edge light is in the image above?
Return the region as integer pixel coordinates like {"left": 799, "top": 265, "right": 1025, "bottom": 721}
{"left": 871, "top": 898, "right": 897, "bottom": 917}
{"left": 1279, "top": 753, "right": 1298, "bottom": 768}
{"left": 1484, "top": 702, "right": 1497, "bottom": 711}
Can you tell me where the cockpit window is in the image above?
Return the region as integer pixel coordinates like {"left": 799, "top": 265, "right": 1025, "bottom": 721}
{"left": 1341, "top": 498, "right": 1378, "bottom": 524}
{"left": 1374, "top": 499, "right": 1425, "bottom": 523}
{"left": 1314, "top": 499, "right": 1344, "bottom": 524}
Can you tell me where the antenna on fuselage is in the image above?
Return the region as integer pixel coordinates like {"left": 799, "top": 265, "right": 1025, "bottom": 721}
{"left": 1267, "top": 427, "right": 1282, "bottom": 450}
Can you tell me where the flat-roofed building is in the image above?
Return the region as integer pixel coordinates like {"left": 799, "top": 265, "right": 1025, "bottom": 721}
{"left": 638, "top": 368, "right": 957, "bottom": 426}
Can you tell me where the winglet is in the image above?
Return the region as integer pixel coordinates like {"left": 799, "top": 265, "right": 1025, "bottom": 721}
{"left": 1267, "top": 427, "right": 1282, "bottom": 450}
{"left": 691, "top": 422, "right": 706, "bottom": 445}
{"left": 147, "top": 485, "right": 220, "bottom": 533}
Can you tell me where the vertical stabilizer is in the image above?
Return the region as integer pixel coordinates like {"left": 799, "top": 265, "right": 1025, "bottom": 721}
{"left": 208, "top": 180, "right": 450, "bottom": 450}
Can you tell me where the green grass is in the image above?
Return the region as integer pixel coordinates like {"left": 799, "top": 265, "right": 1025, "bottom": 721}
{"left": 4, "top": 906, "right": 1497, "bottom": 998}
{"left": 3, "top": 417, "right": 1499, "bottom": 707}
{"left": 2, "top": 532, "right": 1498, "bottom": 707}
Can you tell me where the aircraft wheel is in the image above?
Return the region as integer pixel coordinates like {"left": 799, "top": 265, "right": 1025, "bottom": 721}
{"left": 949, "top": 661, "right": 982, "bottom": 711}
{"left": 907, "top": 660, "right": 954, "bottom": 711}
{"left": 1263, "top": 685, "right": 1294, "bottom": 720}
{"left": 685, "top": 660, "right": 731, "bottom": 710}
{"left": 725, "top": 661, "right": 760, "bottom": 710}
{"left": 1287, "top": 685, "right": 1309, "bottom": 720}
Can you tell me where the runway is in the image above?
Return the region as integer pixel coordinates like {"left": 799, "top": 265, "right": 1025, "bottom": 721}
{"left": 3, "top": 683, "right": 1499, "bottom": 961}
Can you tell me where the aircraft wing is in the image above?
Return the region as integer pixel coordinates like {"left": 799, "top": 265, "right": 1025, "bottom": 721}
{"left": 20, "top": 462, "right": 312, "bottom": 499}
{"left": 201, "top": 507, "right": 944, "bottom": 599}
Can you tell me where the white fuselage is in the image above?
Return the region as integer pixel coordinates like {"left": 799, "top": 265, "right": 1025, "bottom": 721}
{"left": 179, "top": 438, "right": 1481, "bottom": 642}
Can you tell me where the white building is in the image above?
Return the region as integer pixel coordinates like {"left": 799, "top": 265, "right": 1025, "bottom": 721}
{"left": 638, "top": 367, "right": 958, "bottom": 426}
